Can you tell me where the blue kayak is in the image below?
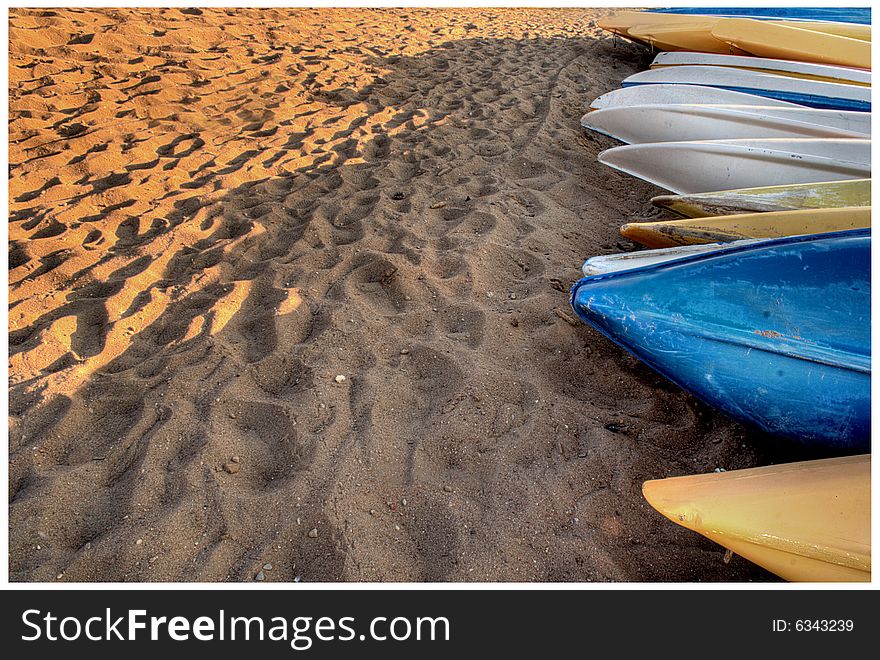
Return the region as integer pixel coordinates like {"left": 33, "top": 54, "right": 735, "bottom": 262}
{"left": 646, "top": 7, "right": 871, "bottom": 25}
{"left": 570, "top": 230, "right": 870, "bottom": 449}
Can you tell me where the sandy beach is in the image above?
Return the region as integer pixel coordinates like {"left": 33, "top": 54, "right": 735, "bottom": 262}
{"left": 9, "top": 7, "right": 825, "bottom": 582}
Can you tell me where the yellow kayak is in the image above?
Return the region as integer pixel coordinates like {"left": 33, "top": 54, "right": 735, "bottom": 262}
{"left": 712, "top": 18, "right": 871, "bottom": 69}
{"left": 621, "top": 206, "right": 870, "bottom": 248}
{"left": 599, "top": 12, "right": 726, "bottom": 52}
{"left": 599, "top": 12, "right": 870, "bottom": 57}
{"left": 776, "top": 20, "right": 870, "bottom": 41}
{"left": 643, "top": 455, "right": 870, "bottom": 582}
{"left": 627, "top": 22, "right": 746, "bottom": 54}
{"left": 651, "top": 179, "right": 872, "bottom": 218}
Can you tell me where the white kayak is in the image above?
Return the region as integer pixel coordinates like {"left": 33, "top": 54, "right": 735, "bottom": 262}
{"left": 651, "top": 52, "right": 871, "bottom": 87}
{"left": 598, "top": 138, "right": 871, "bottom": 194}
{"left": 589, "top": 84, "right": 801, "bottom": 111}
{"left": 581, "top": 104, "right": 870, "bottom": 143}
{"left": 622, "top": 66, "right": 871, "bottom": 111}
{"left": 582, "top": 240, "right": 764, "bottom": 276}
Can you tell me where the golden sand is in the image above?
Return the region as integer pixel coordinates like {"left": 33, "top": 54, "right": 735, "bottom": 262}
{"left": 9, "top": 8, "right": 783, "bottom": 582}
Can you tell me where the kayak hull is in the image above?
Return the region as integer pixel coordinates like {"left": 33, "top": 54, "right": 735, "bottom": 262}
{"left": 620, "top": 206, "right": 871, "bottom": 248}
{"left": 589, "top": 84, "right": 801, "bottom": 111}
{"left": 650, "top": 52, "right": 871, "bottom": 87}
{"left": 626, "top": 22, "right": 747, "bottom": 54}
{"left": 569, "top": 230, "right": 871, "bottom": 448}
{"left": 643, "top": 455, "right": 871, "bottom": 582}
{"left": 598, "top": 139, "right": 871, "bottom": 195}
{"left": 621, "top": 65, "right": 871, "bottom": 111}
{"left": 712, "top": 18, "right": 871, "bottom": 69}
{"left": 651, "top": 179, "right": 872, "bottom": 217}
{"left": 582, "top": 240, "right": 763, "bottom": 276}
{"left": 581, "top": 105, "right": 869, "bottom": 144}
{"left": 600, "top": 12, "right": 871, "bottom": 64}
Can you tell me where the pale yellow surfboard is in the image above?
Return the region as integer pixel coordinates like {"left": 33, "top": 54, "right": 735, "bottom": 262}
{"left": 651, "top": 179, "right": 872, "bottom": 218}
{"left": 643, "top": 455, "right": 870, "bottom": 582}
{"left": 712, "top": 18, "right": 871, "bottom": 69}
{"left": 621, "top": 206, "right": 870, "bottom": 248}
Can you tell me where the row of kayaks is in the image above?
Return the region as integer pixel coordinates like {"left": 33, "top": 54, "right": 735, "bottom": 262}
{"left": 572, "top": 10, "right": 871, "bottom": 582}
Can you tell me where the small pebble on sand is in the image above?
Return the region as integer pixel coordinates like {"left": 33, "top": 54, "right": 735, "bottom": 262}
{"left": 308, "top": 528, "right": 318, "bottom": 538}
{"left": 443, "top": 485, "right": 453, "bottom": 493}
{"left": 334, "top": 375, "right": 346, "bottom": 383}
{"left": 255, "top": 570, "right": 266, "bottom": 581}
{"left": 223, "top": 462, "right": 240, "bottom": 474}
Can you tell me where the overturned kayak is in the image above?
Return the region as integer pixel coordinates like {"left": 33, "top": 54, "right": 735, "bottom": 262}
{"left": 589, "top": 84, "right": 801, "bottom": 111}
{"left": 598, "top": 11, "right": 745, "bottom": 52}
{"left": 622, "top": 66, "right": 870, "bottom": 111}
{"left": 650, "top": 52, "right": 871, "bottom": 87}
{"left": 620, "top": 206, "right": 871, "bottom": 248}
{"left": 712, "top": 18, "right": 871, "bottom": 69}
{"left": 582, "top": 240, "right": 763, "bottom": 276}
{"left": 651, "top": 179, "right": 872, "bottom": 217}
{"left": 569, "top": 229, "right": 870, "bottom": 448}
{"left": 625, "top": 20, "right": 746, "bottom": 54}
{"left": 643, "top": 455, "right": 871, "bottom": 582}
{"left": 598, "top": 138, "right": 871, "bottom": 194}
{"left": 599, "top": 12, "right": 870, "bottom": 54}
{"left": 644, "top": 7, "right": 872, "bottom": 26}
{"left": 581, "top": 105, "right": 870, "bottom": 144}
